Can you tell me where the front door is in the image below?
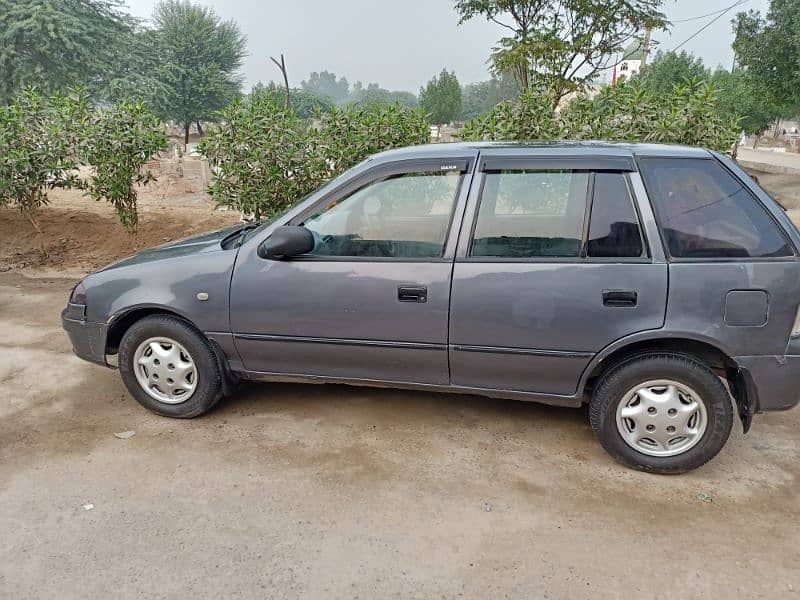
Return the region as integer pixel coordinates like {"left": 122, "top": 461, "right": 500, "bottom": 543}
{"left": 229, "top": 155, "right": 475, "bottom": 385}
{"left": 449, "top": 154, "right": 668, "bottom": 397}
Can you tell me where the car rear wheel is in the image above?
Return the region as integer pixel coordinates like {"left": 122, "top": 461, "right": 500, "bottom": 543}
{"left": 118, "top": 315, "right": 223, "bottom": 418}
{"left": 590, "top": 353, "right": 734, "bottom": 474}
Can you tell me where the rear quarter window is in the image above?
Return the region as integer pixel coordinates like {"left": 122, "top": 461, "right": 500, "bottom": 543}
{"left": 639, "top": 157, "right": 794, "bottom": 259}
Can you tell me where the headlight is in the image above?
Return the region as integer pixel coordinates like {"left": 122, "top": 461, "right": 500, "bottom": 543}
{"left": 70, "top": 281, "right": 87, "bottom": 305}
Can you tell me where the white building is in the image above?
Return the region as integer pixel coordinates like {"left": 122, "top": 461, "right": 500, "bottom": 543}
{"left": 612, "top": 40, "right": 644, "bottom": 85}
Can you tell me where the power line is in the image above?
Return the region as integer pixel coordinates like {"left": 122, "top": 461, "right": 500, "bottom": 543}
{"left": 670, "top": 0, "right": 750, "bottom": 52}
{"left": 670, "top": 1, "right": 748, "bottom": 24}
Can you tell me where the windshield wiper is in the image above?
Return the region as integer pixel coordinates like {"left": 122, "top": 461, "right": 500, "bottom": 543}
{"left": 222, "top": 222, "right": 262, "bottom": 249}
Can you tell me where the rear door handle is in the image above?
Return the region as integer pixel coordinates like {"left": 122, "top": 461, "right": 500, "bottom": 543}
{"left": 603, "top": 290, "right": 638, "bottom": 307}
{"left": 398, "top": 285, "right": 427, "bottom": 303}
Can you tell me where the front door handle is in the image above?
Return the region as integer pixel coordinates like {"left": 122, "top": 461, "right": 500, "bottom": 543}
{"left": 398, "top": 285, "right": 427, "bottom": 303}
{"left": 603, "top": 290, "right": 638, "bottom": 307}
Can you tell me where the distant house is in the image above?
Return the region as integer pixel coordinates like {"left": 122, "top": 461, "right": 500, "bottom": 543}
{"left": 612, "top": 40, "right": 645, "bottom": 85}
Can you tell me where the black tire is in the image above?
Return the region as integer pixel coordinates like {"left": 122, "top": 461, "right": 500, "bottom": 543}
{"left": 590, "top": 353, "right": 734, "bottom": 474}
{"left": 118, "top": 315, "right": 223, "bottom": 418}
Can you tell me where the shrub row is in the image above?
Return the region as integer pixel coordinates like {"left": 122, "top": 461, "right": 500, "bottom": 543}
{"left": 199, "top": 98, "right": 430, "bottom": 220}
{"left": 460, "top": 80, "right": 740, "bottom": 154}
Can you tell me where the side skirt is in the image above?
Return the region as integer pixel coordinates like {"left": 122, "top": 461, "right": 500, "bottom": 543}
{"left": 235, "top": 369, "right": 584, "bottom": 408}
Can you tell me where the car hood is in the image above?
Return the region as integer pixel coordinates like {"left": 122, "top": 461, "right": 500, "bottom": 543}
{"left": 98, "top": 224, "right": 242, "bottom": 271}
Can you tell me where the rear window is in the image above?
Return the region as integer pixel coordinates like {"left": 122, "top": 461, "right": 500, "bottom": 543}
{"left": 639, "top": 157, "right": 793, "bottom": 259}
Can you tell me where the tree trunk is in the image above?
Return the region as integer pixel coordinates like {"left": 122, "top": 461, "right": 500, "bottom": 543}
{"left": 184, "top": 122, "right": 190, "bottom": 147}
{"left": 270, "top": 54, "right": 290, "bottom": 109}
{"left": 27, "top": 212, "right": 42, "bottom": 234}
{"left": 196, "top": 120, "right": 204, "bottom": 136}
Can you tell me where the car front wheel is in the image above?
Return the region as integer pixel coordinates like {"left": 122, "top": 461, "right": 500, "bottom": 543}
{"left": 118, "top": 315, "right": 223, "bottom": 418}
{"left": 590, "top": 353, "right": 734, "bottom": 474}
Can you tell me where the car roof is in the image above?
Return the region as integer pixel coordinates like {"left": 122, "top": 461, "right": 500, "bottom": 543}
{"left": 369, "top": 140, "right": 713, "bottom": 162}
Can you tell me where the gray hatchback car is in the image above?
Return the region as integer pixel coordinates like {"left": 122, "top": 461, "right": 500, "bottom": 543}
{"left": 63, "top": 142, "right": 800, "bottom": 473}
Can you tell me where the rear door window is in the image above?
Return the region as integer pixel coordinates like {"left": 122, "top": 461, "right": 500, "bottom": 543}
{"left": 639, "top": 157, "right": 793, "bottom": 259}
{"left": 587, "top": 172, "right": 644, "bottom": 258}
{"left": 470, "top": 170, "right": 589, "bottom": 258}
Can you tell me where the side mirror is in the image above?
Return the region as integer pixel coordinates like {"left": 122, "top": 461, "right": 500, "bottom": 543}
{"left": 257, "top": 226, "right": 315, "bottom": 260}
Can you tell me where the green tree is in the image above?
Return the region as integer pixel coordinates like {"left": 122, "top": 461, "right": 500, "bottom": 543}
{"left": 250, "top": 82, "right": 333, "bottom": 118}
{"left": 638, "top": 51, "right": 709, "bottom": 96}
{"left": 102, "top": 28, "right": 172, "bottom": 109}
{"left": 301, "top": 71, "right": 350, "bottom": 105}
{"left": 460, "top": 74, "right": 520, "bottom": 120}
{"left": 149, "top": 0, "right": 246, "bottom": 144}
{"left": 733, "top": 1, "right": 800, "bottom": 124}
{"left": 419, "top": 69, "right": 462, "bottom": 125}
{"left": 350, "top": 83, "right": 393, "bottom": 106}
{"left": 0, "top": 0, "right": 134, "bottom": 103}
{"left": 711, "top": 69, "right": 780, "bottom": 140}
{"left": 455, "top": 0, "right": 667, "bottom": 106}
{"left": 347, "top": 83, "right": 418, "bottom": 108}
{"left": 386, "top": 91, "right": 419, "bottom": 108}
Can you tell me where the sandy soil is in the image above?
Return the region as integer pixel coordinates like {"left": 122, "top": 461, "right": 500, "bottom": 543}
{"left": 0, "top": 183, "right": 239, "bottom": 276}
{"left": 1, "top": 173, "right": 799, "bottom": 598}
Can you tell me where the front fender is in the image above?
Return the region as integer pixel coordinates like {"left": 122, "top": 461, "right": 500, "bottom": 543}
{"left": 84, "top": 250, "right": 236, "bottom": 335}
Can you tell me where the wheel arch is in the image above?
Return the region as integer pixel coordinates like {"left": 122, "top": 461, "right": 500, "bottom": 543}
{"left": 105, "top": 305, "right": 196, "bottom": 356}
{"left": 106, "top": 306, "right": 238, "bottom": 396}
{"left": 580, "top": 333, "right": 754, "bottom": 432}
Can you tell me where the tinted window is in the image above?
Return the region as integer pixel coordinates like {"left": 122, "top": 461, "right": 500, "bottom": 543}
{"left": 587, "top": 172, "right": 644, "bottom": 258}
{"left": 640, "top": 158, "right": 792, "bottom": 258}
{"left": 471, "top": 170, "right": 589, "bottom": 258}
{"left": 302, "top": 170, "right": 462, "bottom": 258}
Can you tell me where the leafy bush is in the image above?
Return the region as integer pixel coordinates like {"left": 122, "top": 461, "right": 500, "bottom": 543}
{"left": 0, "top": 87, "right": 167, "bottom": 230}
{"left": 461, "top": 80, "right": 740, "bottom": 154}
{"left": 200, "top": 101, "right": 430, "bottom": 219}
{"left": 199, "top": 97, "right": 326, "bottom": 220}
{"left": 460, "top": 89, "right": 561, "bottom": 141}
{"left": 82, "top": 100, "right": 168, "bottom": 231}
{"left": 313, "top": 103, "right": 430, "bottom": 174}
{"left": 0, "top": 88, "right": 88, "bottom": 226}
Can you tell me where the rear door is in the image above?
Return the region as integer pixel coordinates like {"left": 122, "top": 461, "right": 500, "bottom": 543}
{"left": 449, "top": 151, "right": 668, "bottom": 396}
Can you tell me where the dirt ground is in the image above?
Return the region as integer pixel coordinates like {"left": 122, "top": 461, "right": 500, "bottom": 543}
{"left": 1, "top": 172, "right": 799, "bottom": 599}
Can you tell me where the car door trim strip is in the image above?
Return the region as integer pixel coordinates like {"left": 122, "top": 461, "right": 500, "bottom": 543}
{"left": 451, "top": 344, "right": 593, "bottom": 359}
{"left": 230, "top": 332, "right": 446, "bottom": 351}
{"left": 225, "top": 332, "right": 593, "bottom": 359}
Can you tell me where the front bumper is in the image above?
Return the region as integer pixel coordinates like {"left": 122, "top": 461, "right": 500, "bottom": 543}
{"left": 734, "top": 354, "right": 800, "bottom": 412}
{"left": 61, "top": 304, "right": 109, "bottom": 367}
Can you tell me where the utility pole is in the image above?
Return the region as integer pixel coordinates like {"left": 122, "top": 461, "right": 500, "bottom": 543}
{"left": 641, "top": 27, "right": 652, "bottom": 69}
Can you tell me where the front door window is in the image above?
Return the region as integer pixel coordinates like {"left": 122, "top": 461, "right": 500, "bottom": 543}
{"left": 302, "top": 170, "right": 464, "bottom": 258}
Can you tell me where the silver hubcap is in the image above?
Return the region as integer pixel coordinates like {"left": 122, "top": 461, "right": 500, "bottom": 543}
{"left": 615, "top": 379, "right": 708, "bottom": 457}
{"left": 132, "top": 337, "right": 197, "bottom": 404}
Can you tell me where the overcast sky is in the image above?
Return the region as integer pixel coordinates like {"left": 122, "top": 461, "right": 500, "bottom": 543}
{"left": 123, "top": 0, "right": 770, "bottom": 92}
